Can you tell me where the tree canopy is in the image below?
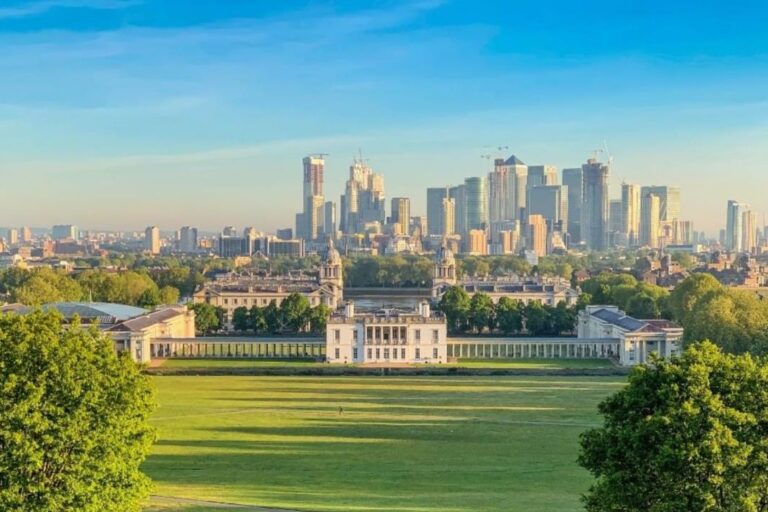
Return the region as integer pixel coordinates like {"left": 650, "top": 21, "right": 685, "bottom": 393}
{"left": 579, "top": 342, "right": 768, "bottom": 511}
{"left": 0, "top": 311, "right": 155, "bottom": 511}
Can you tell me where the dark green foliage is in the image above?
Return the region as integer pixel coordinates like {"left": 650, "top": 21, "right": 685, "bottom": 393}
{"left": 438, "top": 286, "right": 471, "bottom": 334}
{"left": 0, "top": 312, "right": 155, "bottom": 511}
{"left": 579, "top": 342, "right": 768, "bottom": 511}
{"left": 188, "top": 302, "right": 224, "bottom": 334}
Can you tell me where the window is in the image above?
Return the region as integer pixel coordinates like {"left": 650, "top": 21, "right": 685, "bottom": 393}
{"left": 392, "top": 349, "right": 397, "bottom": 360}
{"left": 233, "top": 299, "right": 238, "bottom": 305}
{"left": 224, "top": 299, "right": 229, "bottom": 305}
{"left": 415, "top": 348, "right": 421, "bottom": 360}
{"left": 334, "top": 329, "right": 340, "bottom": 343}
{"left": 384, "top": 349, "right": 390, "bottom": 359}
{"left": 353, "top": 348, "right": 358, "bottom": 359}
{"left": 352, "top": 330, "right": 358, "bottom": 341}
{"left": 400, "top": 326, "right": 407, "bottom": 343}
{"left": 375, "top": 348, "right": 380, "bottom": 359}
{"left": 432, "top": 330, "right": 439, "bottom": 343}
{"left": 433, "top": 348, "right": 438, "bottom": 359}
{"left": 415, "top": 329, "right": 421, "bottom": 343}
{"left": 401, "top": 348, "right": 406, "bottom": 359}
{"left": 367, "top": 348, "right": 372, "bottom": 359}
{"left": 334, "top": 348, "right": 340, "bottom": 359}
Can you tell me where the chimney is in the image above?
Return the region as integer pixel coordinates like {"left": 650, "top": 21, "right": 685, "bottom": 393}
{"left": 419, "top": 300, "right": 430, "bottom": 318}
{"left": 345, "top": 301, "right": 355, "bottom": 319}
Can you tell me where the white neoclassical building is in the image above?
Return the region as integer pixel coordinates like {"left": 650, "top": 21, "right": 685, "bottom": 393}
{"left": 326, "top": 301, "right": 448, "bottom": 364}
{"left": 577, "top": 305, "right": 683, "bottom": 366}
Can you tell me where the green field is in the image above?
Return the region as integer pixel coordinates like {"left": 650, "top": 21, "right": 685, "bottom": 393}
{"left": 143, "top": 375, "right": 623, "bottom": 512}
{"left": 157, "top": 358, "right": 615, "bottom": 370}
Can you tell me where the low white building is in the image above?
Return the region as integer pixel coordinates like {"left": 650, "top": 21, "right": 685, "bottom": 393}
{"left": 577, "top": 305, "right": 683, "bottom": 366}
{"left": 326, "top": 301, "right": 448, "bottom": 365}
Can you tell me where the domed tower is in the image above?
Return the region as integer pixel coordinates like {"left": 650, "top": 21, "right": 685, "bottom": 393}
{"left": 320, "top": 238, "right": 343, "bottom": 306}
{"left": 432, "top": 242, "right": 457, "bottom": 297}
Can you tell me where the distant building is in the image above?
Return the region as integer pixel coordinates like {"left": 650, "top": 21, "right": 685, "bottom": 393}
{"left": 581, "top": 159, "right": 609, "bottom": 251}
{"left": 640, "top": 193, "right": 660, "bottom": 247}
{"left": 144, "top": 226, "right": 161, "bottom": 254}
{"left": 527, "top": 214, "right": 548, "bottom": 257}
{"left": 426, "top": 187, "right": 450, "bottom": 236}
{"left": 20, "top": 226, "right": 32, "bottom": 243}
{"left": 467, "top": 229, "right": 488, "bottom": 255}
{"left": 389, "top": 197, "right": 410, "bottom": 236}
{"left": 621, "top": 183, "right": 641, "bottom": 246}
{"left": 326, "top": 301, "right": 447, "bottom": 364}
{"left": 6, "top": 228, "right": 18, "bottom": 246}
{"left": 52, "top": 224, "right": 78, "bottom": 241}
{"left": 577, "top": 305, "right": 683, "bottom": 366}
{"left": 179, "top": 226, "right": 198, "bottom": 253}
{"left": 726, "top": 200, "right": 748, "bottom": 252}
{"left": 464, "top": 176, "right": 488, "bottom": 233}
{"left": 562, "top": 168, "right": 583, "bottom": 243}
{"left": 528, "top": 185, "right": 568, "bottom": 234}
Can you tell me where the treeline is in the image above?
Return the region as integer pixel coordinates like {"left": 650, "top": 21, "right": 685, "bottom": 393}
{"left": 436, "top": 286, "right": 582, "bottom": 336}
{"left": 0, "top": 267, "right": 180, "bottom": 308}
{"left": 580, "top": 273, "right": 671, "bottom": 319}
{"left": 189, "top": 293, "right": 330, "bottom": 336}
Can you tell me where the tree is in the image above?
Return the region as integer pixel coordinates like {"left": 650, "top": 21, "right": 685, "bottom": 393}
{"left": 551, "top": 301, "right": 575, "bottom": 335}
{"left": 468, "top": 293, "right": 495, "bottom": 333}
{"left": 0, "top": 311, "right": 155, "bottom": 511}
{"left": 232, "top": 306, "right": 251, "bottom": 333}
{"left": 263, "top": 301, "right": 281, "bottom": 334}
{"left": 279, "top": 293, "right": 311, "bottom": 333}
{"left": 579, "top": 342, "right": 768, "bottom": 511}
{"left": 438, "top": 286, "right": 470, "bottom": 334}
{"left": 668, "top": 273, "right": 722, "bottom": 322}
{"left": 249, "top": 306, "right": 267, "bottom": 334}
{"left": 496, "top": 297, "right": 523, "bottom": 334}
{"left": 524, "top": 301, "right": 553, "bottom": 335}
{"left": 189, "top": 302, "right": 222, "bottom": 334}
{"left": 625, "top": 292, "right": 660, "bottom": 319}
{"left": 136, "top": 287, "right": 160, "bottom": 308}
{"left": 158, "top": 285, "right": 180, "bottom": 305}
{"left": 308, "top": 304, "right": 332, "bottom": 334}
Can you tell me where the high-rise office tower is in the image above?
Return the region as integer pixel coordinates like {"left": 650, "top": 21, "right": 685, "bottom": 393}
{"left": 340, "top": 157, "right": 385, "bottom": 234}
{"left": 389, "top": 197, "right": 411, "bottom": 236}
{"left": 6, "top": 228, "right": 18, "bottom": 246}
{"left": 726, "top": 200, "right": 748, "bottom": 251}
{"left": 222, "top": 226, "right": 237, "bottom": 237}
{"left": 640, "top": 186, "right": 681, "bottom": 223}
{"left": 442, "top": 197, "right": 456, "bottom": 236}
{"left": 427, "top": 187, "right": 450, "bottom": 235}
{"left": 742, "top": 210, "right": 758, "bottom": 254}
{"left": 621, "top": 183, "right": 641, "bottom": 246}
{"left": 20, "top": 226, "right": 32, "bottom": 243}
{"left": 52, "top": 224, "right": 78, "bottom": 241}
{"left": 324, "top": 201, "right": 337, "bottom": 239}
{"left": 467, "top": 229, "right": 488, "bottom": 255}
{"left": 144, "top": 226, "right": 161, "bottom": 255}
{"left": 303, "top": 155, "right": 324, "bottom": 199}
{"left": 464, "top": 176, "right": 488, "bottom": 233}
{"left": 179, "top": 226, "right": 198, "bottom": 253}
{"left": 562, "top": 168, "right": 583, "bottom": 243}
{"left": 609, "top": 200, "right": 623, "bottom": 246}
{"left": 581, "top": 159, "right": 610, "bottom": 251}
{"left": 527, "top": 165, "right": 558, "bottom": 188}
{"left": 640, "top": 193, "right": 660, "bottom": 247}
{"left": 490, "top": 155, "right": 527, "bottom": 222}
{"left": 528, "top": 185, "right": 568, "bottom": 235}
{"left": 449, "top": 184, "right": 467, "bottom": 237}
{"left": 527, "top": 214, "right": 548, "bottom": 257}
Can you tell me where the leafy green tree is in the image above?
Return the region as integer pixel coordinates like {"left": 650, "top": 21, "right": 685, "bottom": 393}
{"left": 279, "top": 293, "right": 311, "bottom": 333}
{"left": 308, "top": 304, "right": 332, "bottom": 334}
{"left": 524, "top": 301, "right": 553, "bottom": 335}
{"left": 137, "top": 287, "right": 161, "bottom": 308}
{"left": 189, "top": 302, "right": 222, "bottom": 334}
{"left": 263, "top": 301, "right": 281, "bottom": 334}
{"left": 249, "top": 306, "right": 267, "bottom": 334}
{"left": 438, "top": 286, "right": 471, "bottom": 334}
{"left": 668, "top": 273, "right": 722, "bottom": 322}
{"left": 496, "top": 296, "right": 523, "bottom": 334}
{"left": 6, "top": 268, "right": 83, "bottom": 306}
{"left": 158, "top": 285, "right": 180, "bottom": 305}
{"left": 551, "top": 301, "right": 575, "bottom": 335}
{"left": 625, "top": 292, "right": 660, "bottom": 319}
{"left": 0, "top": 311, "right": 155, "bottom": 511}
{"left": 232, "top": 306, "right": 251, "bottom": 333}
{"left": 579, "top": 342, "right": 768, "bottom": 511}
{"left": 468, "top": 293, "right": 495, "bottom": 333}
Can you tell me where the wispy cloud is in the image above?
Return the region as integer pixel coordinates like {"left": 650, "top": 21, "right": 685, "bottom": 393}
{"left": 0, "top": 0, "right": 139, "bottom": 20}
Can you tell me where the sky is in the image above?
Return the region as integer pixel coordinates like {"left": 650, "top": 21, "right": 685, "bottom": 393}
{"left": 1, "top": 0, "right": 767, "bottom": 235}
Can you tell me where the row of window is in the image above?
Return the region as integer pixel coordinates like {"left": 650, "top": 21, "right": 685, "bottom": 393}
{"left": 219, "top": 296, "right": 320, "bottom": 307}
{"left": 333, "top": 347, "right": 441, "bottom": 360}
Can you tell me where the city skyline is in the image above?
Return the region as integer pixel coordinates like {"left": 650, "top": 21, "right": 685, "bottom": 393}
{"left": 1, "top": 1, "right": 768, "bottom": 233}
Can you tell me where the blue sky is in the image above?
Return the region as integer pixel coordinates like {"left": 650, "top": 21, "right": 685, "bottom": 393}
{"left": 1, "top": 0, "right": 767, "bottom": 234}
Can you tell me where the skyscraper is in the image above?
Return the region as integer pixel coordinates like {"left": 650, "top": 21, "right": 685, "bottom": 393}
{"left": 427, "top": 187, "right": 449, "bottom": 236}
{"left": 490, "top": 155, "right": 527, "bottom": 222}
{"left": 20, "top": 226, "right": 32, "bottom": 243}
{"left": 144, "top": 226, "right": 160, "bottom": 255}
{"left": 449, "top": 184, "right": 467, "bottom": 237}
{"left": 52, "top": 224, "right": 78, "bottom": 241}
{"left": 6, "top": 228, "right": 18, "bottom": 245}
{"left": 562, "top": 168, "right": 583, "bottom": 243}
{"left": 528, "top": 185, "right": 568, "bottom": 235}
{"left": 340, "top": 157, "right": 385, "bottom": 234}
{"left": 527, "top": 214, "right": 548, "bottom": 257}
{"left": 640, "top": 186, "right": 681, "bottom": 223}
{"left": 179, "top": 226, "right": 198, "bottom": 253}
{"left": 581, "top": 159, "right": 610, "bottom": 251}
{"left": 302, "top": 155, "right": 324, "bottom": 199}
{"left": 621, "top": 183, "right": 641, "bottom": 247}
{"left": 324, "top": 201, "right": 337, "bottom": 239}
{"left": 743, "top": 209, "right": 758, "bottom": 254}
{"left": 389, "top": 197, "right": 411, "bottom": 236}
{"left": 640, "top": 193, "right": 660, "bottom": 247}
{"left": 464, "top": 176, "right": 488, "bottom": 233}
{"left": 725, "top": 200, "right": 748, "bottom": 251}
{"left": 441, "top": 197, "right": 456, "bottom": 236}
{"left": 609, "top": 200, "right": 623, "bottom": 246}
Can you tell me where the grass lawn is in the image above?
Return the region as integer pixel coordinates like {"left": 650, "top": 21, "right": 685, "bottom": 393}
{"left": 143, "top": 375, "right": 624, "bottom": 512}
{"left": 156, "top": 358, "right": 615, "bottom": 370}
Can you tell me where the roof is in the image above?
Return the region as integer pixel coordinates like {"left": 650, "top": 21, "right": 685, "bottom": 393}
{"left": 108, "top": 307, "right": 188, "bottom": 332}
{"left": 590, "top": 307, "right": 682, "bottom": 333}
{"left": 33, "top": 302, "right": 148, "bottom": 321}
{"left": 504, "top": 155, "right": 525, "bottom": 166}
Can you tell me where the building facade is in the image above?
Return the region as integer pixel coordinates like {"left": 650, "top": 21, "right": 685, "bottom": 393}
{"left": 326, "top": 301, "right": 448, "bottom": 364}
{"left": 581, "top": 159, "right": 610, "bottom": 251}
